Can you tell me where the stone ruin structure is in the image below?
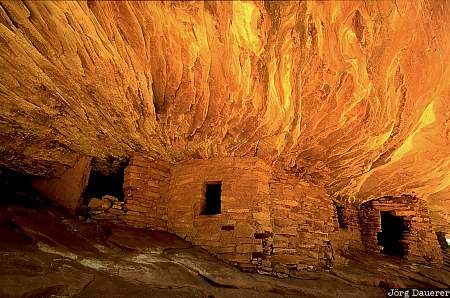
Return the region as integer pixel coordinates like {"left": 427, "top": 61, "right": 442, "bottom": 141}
{"left": 360, "top": 196, "right": 443, "bottom": 265}
{"left": 30, "top": 154, "right": 444, "bottom": 278}
{"left": 0, "top": 1, "right": 449, "bottom": 285}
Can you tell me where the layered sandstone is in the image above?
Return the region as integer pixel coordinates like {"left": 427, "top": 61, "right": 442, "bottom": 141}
{"left": 0, "top": 1, "right": 449, "bottom": 212}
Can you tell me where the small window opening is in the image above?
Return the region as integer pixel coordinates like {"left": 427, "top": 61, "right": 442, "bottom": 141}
{"left": 377, "top": 211, "right": 409, "bottom": 257}
{"left": 201, "top": 182, "right": 222, "bottom": 215}
{"left": 335, "top": 204, "right": 348, "bottom": 229}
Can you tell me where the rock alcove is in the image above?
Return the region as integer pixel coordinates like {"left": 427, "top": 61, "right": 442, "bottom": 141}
{"left": 0, "top": 1, "right": 449, "bottom": 296}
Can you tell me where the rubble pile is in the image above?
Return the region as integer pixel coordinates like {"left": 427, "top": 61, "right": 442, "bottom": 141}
{"left": 88, "top": 195, "right": 126, "bottom": 224}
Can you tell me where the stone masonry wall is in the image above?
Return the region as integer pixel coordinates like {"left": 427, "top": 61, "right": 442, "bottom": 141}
{"left": 167, "top": 159, "right": 341, "bottom": 275}
{"left": 122, "top": 156, "right": 171, "bottom": 230}
{"left": 329, "top": 201, "right": 364, "bottom": 264}
{"left": 360, "top": 195, "right": 443, "bottom": 265}
{"left": 106, "top": 156, "right": 445, "bottom": 275}
{"left": 268, "top": 170, "right": 336, "bottom": 275}
{"left": 167, "top": 157, "right": 272, "bottom": 272}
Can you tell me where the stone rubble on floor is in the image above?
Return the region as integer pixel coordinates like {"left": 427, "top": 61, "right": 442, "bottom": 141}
{"left": 88, "top": 195, "right": 126, "bottom": 224}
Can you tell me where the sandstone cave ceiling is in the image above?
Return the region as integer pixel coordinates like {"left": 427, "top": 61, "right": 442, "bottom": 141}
{"left": 0, "top": 1, "right": 449, "bottom": 204}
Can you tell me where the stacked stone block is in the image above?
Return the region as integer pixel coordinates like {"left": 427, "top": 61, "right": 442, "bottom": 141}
{"left": 122, "top": 155, "right": 171, "bottom": 230}
{"left": 269, "top": 170, "right": 336, "bottom": 276}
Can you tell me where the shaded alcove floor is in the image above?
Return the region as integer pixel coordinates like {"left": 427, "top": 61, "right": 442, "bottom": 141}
{"left": 0, "top": 203, "right": 448, "bottom": 298}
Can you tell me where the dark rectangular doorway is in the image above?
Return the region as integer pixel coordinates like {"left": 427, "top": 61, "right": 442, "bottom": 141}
{"left": 377, "top": 211, "right": 409, "bottom": 257}
{"left": 201, "top": 182, "right": 222, "bottom": 215}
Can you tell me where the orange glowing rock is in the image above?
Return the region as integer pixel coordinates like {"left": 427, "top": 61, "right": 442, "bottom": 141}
{"left": 0, "top": 0, "right": 449, "bottom": 216}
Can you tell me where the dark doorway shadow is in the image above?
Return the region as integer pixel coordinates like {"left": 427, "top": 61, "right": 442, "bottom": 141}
{"left": 83, "top": 170, "right": 125, "bottom": 203}
{"left": 201, "top": 182, "right": 222, "bottom": 215}
{"left": 377, "top": 211, "right": 409, "bottom": 257}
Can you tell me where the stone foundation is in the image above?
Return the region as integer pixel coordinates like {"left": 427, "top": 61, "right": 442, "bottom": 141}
{"left": 360, "top": 195, "right": 443, "bottom": 265}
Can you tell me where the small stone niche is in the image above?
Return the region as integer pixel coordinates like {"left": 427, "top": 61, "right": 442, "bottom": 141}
{"left": 201, "top": 181, "right": 222, "bottom": 215}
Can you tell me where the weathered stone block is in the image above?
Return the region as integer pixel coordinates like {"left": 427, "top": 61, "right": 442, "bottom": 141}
{"left": 235, "top": 222, "right": 255, "bottom": 238}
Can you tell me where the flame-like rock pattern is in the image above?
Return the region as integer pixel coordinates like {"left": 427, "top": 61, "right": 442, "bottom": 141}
{"left": 0, "top": 1, "right": 449, "bottom": 206}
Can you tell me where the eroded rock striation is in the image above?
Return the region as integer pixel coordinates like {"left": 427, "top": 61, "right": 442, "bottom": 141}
{"left": 1, "top": 1, "right": 449, "bottom": 208}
